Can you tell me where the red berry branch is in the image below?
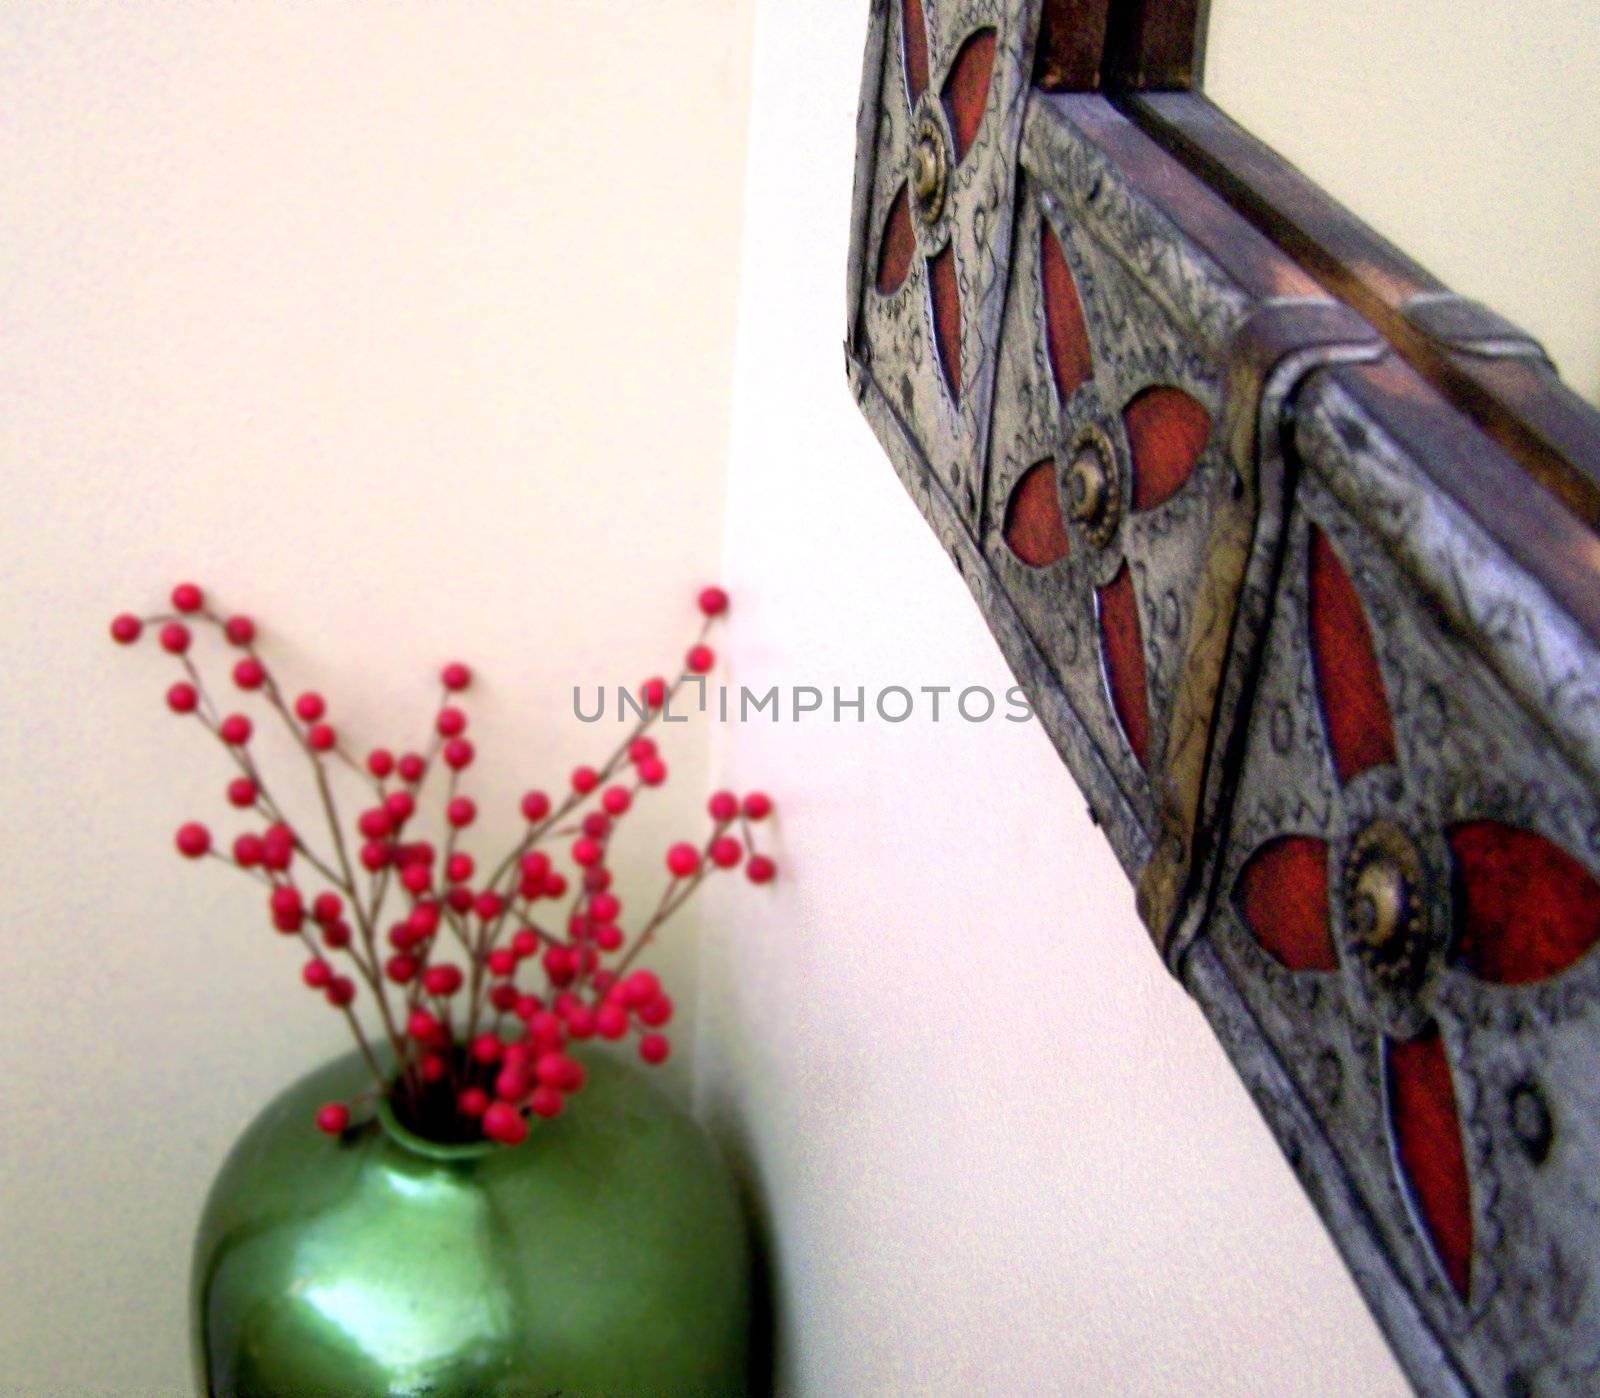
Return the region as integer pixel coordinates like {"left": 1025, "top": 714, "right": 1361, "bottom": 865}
{"left": 108, "top": 582, "right": 777, "bottom": 1146}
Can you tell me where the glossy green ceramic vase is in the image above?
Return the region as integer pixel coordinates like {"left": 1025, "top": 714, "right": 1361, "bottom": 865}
{"left": 191, "top": 1045, "right": 751, "bottom": 1396}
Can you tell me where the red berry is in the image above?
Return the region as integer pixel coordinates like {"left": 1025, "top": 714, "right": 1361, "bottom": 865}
{"left": 571, "top": 836, "right": 602, "bottom": 868}
{"left": 686, "top": 644, "right": 715, "bottom": 674}
{"left": 698, "top": 585, "right": 729, "bottom": 617}
{"left": 706, "top": 791, "right": 736, "bottom": 822}
{"left": 384, "top": 790, "right": 415, "bottom": 823}
{"left": 639, "top": 1034, "right": 671, "bottom": 1065}
{"left": 528, "top": 1086, "right": 564, "bottom": 1119}
{"left": 640, "top": 676, "right": 667, "bottom": 710}
{"left": 261, "top": 826, "right": 295, "bottom": 871}
{"left": 447, "top": 886, "right": 474, "bottom": 913}
{"left": 589, "top": 892, "right": 621, "bottom": 922}
{"left": 495, "top": 1066, "right": 531, "bottom": 1101}
{"left": 294, "top": 692, "right": 325, "bottom": 722}
{"left": 399, "top": 865, "right": 427, "bottom": 900}
{"left": 520, "top": 851, "right": 551, "bottom": 882}
{"left": 629, "top": 737, "right": 657, "bottom": 764}
{"left": 746, "top": 854, "right": 776, "bottom": 884}
{"left": 487, "top": 948, "right": 518, "bottom": 977}
{"left": 542, "top": 946, "right": 576, "bottom": 986}
{"left": 742, "top": 791, "right": 773, "bottom": 820}
{"left": 313, "top": 892, "right": 344, "bottom": 924}
{"left": 490, "top": 983, "right": 520, "bottom": 1012}
{"left": 537, "top": 1053, "right": 585, "bottom": 1092}
{"left": 232, "top": 657, "right": 266, "bottom": 690}
{"left": 159, "top": 623, "right": 191, "bottom": 654}
{"left": 408, "top": 902, "right": 441, "bottom": 936}
{"left": 408, "top": 1009, "right": 442, "bottom": 1041}
{"left": 520, "top": 790, "right": 551, "bottom": 823}
{"left": 621, "top": 970, "right": 660, "bottom": 1007}
{"left": 709, "top": 836, "right": 742, "bottom": 868}
{"left": 471, "top": 1033, "right": 503, "bottom": 1065}
{"left": 440, "top": 662, "right": 472, "bottom": 692}
{"left": 302, "top": 959, "right": 333, "bottom": 989}
{"left": 601, "top": 786, "right": 631, "bottom": 817}
{"left": 419, "top": 1052, "right": 447, "bottom": 1083}
{"left": 171, "top": 582, "right": 204, "bottom": 614}
{"left": 233, "top": 833, "right": 264, "bottom": 867}
{"left": 584, "top": 867, "right": 612, "bottom": 893}
{"left": 175, "top": 822, "right": 211, "bottom": 858}
{"left": 582, "top": 813, "right": 611, "bottom": 840}
{"left": 367, "top": 748, "right": 395, "bottom": 779}
{"left": 110, "top": 614, "right": 142, "bottom": 644}
{"left": 571, "top": 765, "right": 598, "bottom": 795}
{"left": 359, "top": 841, "right": 390, "bottom": 871}
{"left": 508, "top": 930, "right": 537, "bottom": 961}
{"left": 474, "top": 890, "right": 504, "bottom": 921}
{"left": 219, "top": 713, "right": 253, "bottom": 746}
{"left": 446, "top": 797, "right": 476, "bottom": 829}
{"left": 596, "top": 1004, "right": 628, "bottom": 1041}
{"left": 398, "top": 752, "right": 426, "bottom": 784}
{"left": 422, "top": 964, "right": 463, "bottom": 997}
{"left": 325, "top": 977, "right": 356, "bottom": 1007}
{"left": 459, "top": 1087, "right": 490, "bottom": 1118}
{"left": 594, "top": 924, "right": 623, "bottom": 952}
{"left": 443, "top": 737, "right": 474, "bottom": 770}
{"left": 308, "top": 723, "right": 336, "bottom": 752}
{"left": 358, "top": 807, "right": 392, "bottom": 840}
{"left": 543, "top": 871, "right": 568, "bottom": 899}
{"left": 565, "top": 1005, "right": 597, "bottom": 1039}
{"left": 166, "top": 682, "right": 198, "bottom": 714}
{"left": 638, "top": 757, "right": 667, "bottom": 787}
{"left": 270, "top": 886, "right": 303, "bottom": 920}
{"left": 224, "top": 615, "right": 256, "bottom": 646}
{"left": 638, "top": 994, "right": 674, "bottom": 1027}
{"left": 322, "top": 920, "right": 352, "bottom": 950}
{"left": 315, "top": 1103, "right": 350, "bottom": 1135}
{"left": 666, "top": 842, "right": 700, "bottom": 878}
{"left": 385, "top": 954, "right": 418, "bottom": 984}
{"left": 446, "top": 852, "right": 474, "bottom": 883}
{"left": 436, "top": 706, "right": 467, "bottom": 738}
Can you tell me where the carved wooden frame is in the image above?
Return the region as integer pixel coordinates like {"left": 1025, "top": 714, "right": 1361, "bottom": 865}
{"left": 845, "top": 4, "right": 1600, "bottom": 1393}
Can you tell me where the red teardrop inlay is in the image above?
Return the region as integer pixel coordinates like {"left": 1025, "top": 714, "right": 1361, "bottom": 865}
{"left": 1125, "top": 386, "right": 1210, "bottom": 512}
{"left": 876, "top": 185, "right": 915, "bottom": 296}
{"left": 1234, "top": 836, "right": 1337, "bottom": 972}
{"left": 901, "top": 0, "right": 930, "bottom": 103}
{"left": 929, "top": 246, "right": 962, "bottom": 401}
{"left": 942, "top": 28, "right": 996, "bottom": 163}
{"left": 1448, "top": 822, "right": 1600, "bottom": 984}
{"left": 1002, "top": 460, "right": 1070, "bottom": 568}
{"left": 1097, "top": 562, "right": 1150, "bottom": 769}
{"left": 1040, "top": 220, "right": 1092, "bottom": 405}
{"left": 1308, "top": 526, "right": 1396, "bottom": 785}
{"left": 1387, "top": 1028, "right": 1473, "bottom": 1299}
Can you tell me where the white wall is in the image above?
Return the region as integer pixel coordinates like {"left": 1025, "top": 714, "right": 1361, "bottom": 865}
{"left": 694, "top": 8, "right": 1406, "bottom": 1395}
{"left": 0, "top": 4, "right": 751, "bottom": 1390}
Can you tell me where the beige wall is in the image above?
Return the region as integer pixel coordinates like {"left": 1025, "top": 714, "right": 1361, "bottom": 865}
{"left": 1208, "top": 0, "right": 1600, "bottom": 406}
{"left": 0, "top": 4, "right": 751, "bottom": 1391}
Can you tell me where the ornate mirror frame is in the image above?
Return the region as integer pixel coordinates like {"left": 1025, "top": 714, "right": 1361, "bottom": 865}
{"left": 845, "top": 3, "right": 1600, "bottom": 1392}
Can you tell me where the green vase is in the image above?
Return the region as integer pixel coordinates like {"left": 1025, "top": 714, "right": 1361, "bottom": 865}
{"left": 190, "top": 1044, "right": 752, "bottom": 1396}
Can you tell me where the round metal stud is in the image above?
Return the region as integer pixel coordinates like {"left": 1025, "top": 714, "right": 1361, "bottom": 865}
{"left": 1341, "top": 819, "right": 1429, "bottom": 997}
{"left": 911, "top": 112, "right": 947, "bottom": 225}
{"left": 1064, "top": 424, "right": 1121, "bottom": 549}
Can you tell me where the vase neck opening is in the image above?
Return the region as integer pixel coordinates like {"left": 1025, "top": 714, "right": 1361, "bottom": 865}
{"left": 375, "top": 1080, "right": 496, "bottom": 1163}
